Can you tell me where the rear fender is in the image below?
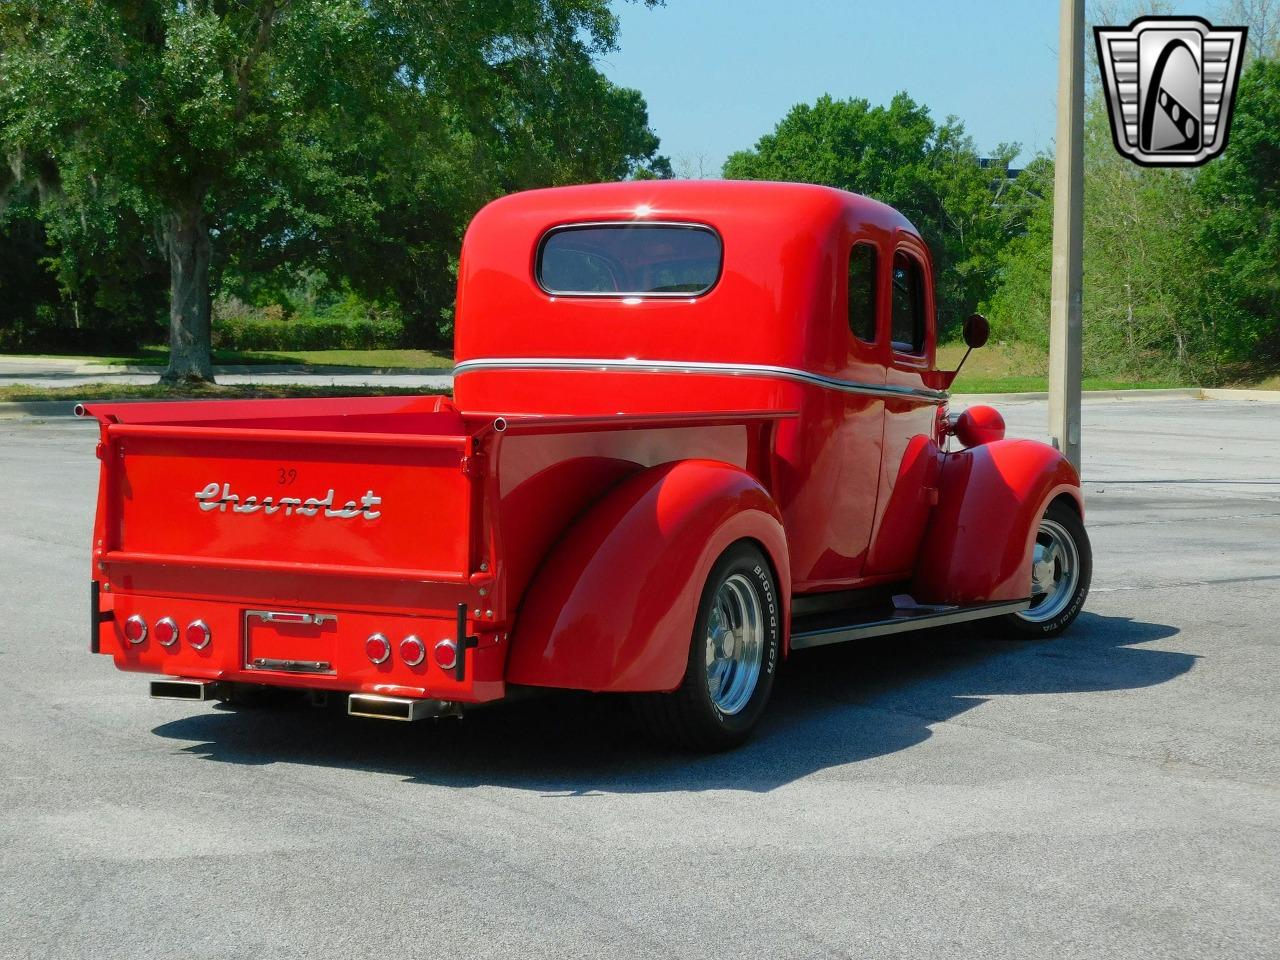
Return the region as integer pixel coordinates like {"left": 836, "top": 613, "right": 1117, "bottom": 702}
{"left": 506, "top": 460, "right": 790, "bottom": 692}
{"left": 911, "top": 439, "right": 1082, "bottom": 605}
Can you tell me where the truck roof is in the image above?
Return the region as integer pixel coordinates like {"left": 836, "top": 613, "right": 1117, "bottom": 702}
{"left": 454, "top": 180, "right": 926, "bottom": 376}
{"left": 468, "top": 179, "right": 918, "bottom": 237}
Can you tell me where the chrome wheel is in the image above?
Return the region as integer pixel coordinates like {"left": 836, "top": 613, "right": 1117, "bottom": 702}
{"left": 635, "top": 542, "right": 780, "bottom": 750}
{"left": 1018, "top": 517, "right": 1081, "bottom": 624}
{"left": 704, "top": 573, "right": 765, "bottom": 715}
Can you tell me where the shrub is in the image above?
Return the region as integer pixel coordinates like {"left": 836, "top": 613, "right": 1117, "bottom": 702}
{"left": 0, "top": 303, "right": 155, "bottom": 354}
{"left": 212, "top": 314, "right": 405, "bottom": 352}
{"left": 209, "top": 291, "right": 407, "bottom": 352}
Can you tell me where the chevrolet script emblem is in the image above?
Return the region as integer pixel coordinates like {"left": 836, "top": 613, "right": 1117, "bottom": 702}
{"left": 194, "top": 482, "right": 383, "bottom": 520}
{"left": 1094, "top": 16, "right": 1247, "bottom": 167}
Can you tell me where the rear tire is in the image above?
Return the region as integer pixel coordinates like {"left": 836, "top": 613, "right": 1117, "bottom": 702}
{"left": 635, "top": 541, "right": 781, "bottom": 751}
{"left": 999, "top": 499, "right": 1091, "bottom": 639}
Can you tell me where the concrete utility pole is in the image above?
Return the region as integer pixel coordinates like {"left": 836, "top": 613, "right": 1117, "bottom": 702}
{"left": 1049, "top": 0, "right": 1085, "bottom": 471}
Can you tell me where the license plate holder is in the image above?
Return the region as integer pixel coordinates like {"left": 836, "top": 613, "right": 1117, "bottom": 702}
{"left": 244, "top": 610, "right": 338, "bottom": 674}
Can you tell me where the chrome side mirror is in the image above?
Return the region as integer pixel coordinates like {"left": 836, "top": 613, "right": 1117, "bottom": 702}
{"left": 928, "top": 313, "right": 992, "bottom": 389}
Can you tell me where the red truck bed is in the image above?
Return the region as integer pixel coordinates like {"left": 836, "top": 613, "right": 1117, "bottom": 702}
{"left": 85, "top": 395, "right": 788, "bottom": 709}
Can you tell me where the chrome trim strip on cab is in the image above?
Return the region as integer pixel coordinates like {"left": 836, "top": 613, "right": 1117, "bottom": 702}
{"left": 452, "top": 357, "right": 949, "bottom": 403}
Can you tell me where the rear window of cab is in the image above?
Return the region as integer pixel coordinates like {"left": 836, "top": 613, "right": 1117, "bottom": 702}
{"left": 536, "top": 223, "right": 722, "bottom": 297}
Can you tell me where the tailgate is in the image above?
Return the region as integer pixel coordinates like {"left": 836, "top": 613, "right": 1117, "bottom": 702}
{"left": 101, "top": 422, "right": 476, "bottom": 582}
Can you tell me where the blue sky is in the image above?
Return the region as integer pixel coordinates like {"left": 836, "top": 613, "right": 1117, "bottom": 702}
{"left": 598, "top": 1, "right": 1228, "bottom": 175}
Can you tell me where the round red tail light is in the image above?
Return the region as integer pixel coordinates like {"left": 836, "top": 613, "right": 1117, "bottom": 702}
{"left": 154, "top": 617, "right": 178, "bottom": 647}
{"left": 365, "top": 633, "right": 391, "bottom": 665}
{"left": 123, "top": 615, "right": 147, "bottom": 644}
{"left": 400, "top": 635, "right": 426, "bottom": 667}
{"left": 186, "top": 620, "right": 211, "bottom": 650}
{"left": 433, "top": 638, "right": 458, "bottom": 671}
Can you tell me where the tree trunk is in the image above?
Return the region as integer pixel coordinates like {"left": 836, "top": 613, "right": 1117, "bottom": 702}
{"left": 1124, "top": 281, "right": 1134, "bottom": 351}
{"left": 160, "top": 201, "right": 215, "bottom": 383}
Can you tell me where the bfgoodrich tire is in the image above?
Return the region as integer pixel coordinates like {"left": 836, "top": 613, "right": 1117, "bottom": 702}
{"left": 999, "top": 498, "right": 1092, "bottom": 639}
{"left": 635, "top": 541, "right": 781, "bottom": 751}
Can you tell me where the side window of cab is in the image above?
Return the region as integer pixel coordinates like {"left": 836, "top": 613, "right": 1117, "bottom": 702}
{"left": 891, "top": 250, "right": 927, "bottom": 355}
{"left": 847, "top": 242, "right": 879, "bottom": 344}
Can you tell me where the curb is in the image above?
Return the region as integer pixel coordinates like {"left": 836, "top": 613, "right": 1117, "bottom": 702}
{"left": 0, "top": 400, "right": 82, "bottom": 420}
{"left": 955, "top": 387, "right": 1280, "bottom": 404}
{"left": 0, "top": 396, "right": 237, "bottom": 421}
{"left": 953, "top": 388, "right": 1205, "bottom": 403}
{"left": 1200, "top": 388, "right": 1280, "bottom": 402}
{"left": 0, "top": 357, "right": 84, "bottom": 369}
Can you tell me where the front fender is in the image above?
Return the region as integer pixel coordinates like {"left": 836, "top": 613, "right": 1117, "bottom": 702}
{"left": 506, "top": 460, "right": 790, "bottom": 693}
{"left": 912, "top": 439, "right": 1082, "bottom": 605}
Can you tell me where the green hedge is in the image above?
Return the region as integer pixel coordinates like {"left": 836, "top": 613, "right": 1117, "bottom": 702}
{"left": 213, "top": 315, "right": 405, "bottom": 351}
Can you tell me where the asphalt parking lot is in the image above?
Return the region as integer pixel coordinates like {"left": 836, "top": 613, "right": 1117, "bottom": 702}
{"left": 1, "top": 397, "right": 1277, "bottom": 960}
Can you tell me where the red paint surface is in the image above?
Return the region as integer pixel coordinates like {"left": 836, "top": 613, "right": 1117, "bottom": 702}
{"left": 86, "top": 181, "right": 1084, "bottom": 701}
{"left": 912, "top": 440, "right": 1084, "bottom": 605}
{"left": 507, "top": 459, "right": 789, "bottom": 692}
{"left": 952, "top": 405, "right": 1007, "bottom": 448}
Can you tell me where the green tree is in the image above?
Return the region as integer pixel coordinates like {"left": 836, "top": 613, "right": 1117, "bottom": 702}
{"left": 0, "top": 1, "right": 666, "bottom": 380}
{"left": 0, "top": 160, "right": 168, "bottom": 352}
{"left": 722, "top": 93, "right": 1023, "bottom": 336}
{"left": 0, "top": 196, "right": 64, "bottom": 351}
{"left": 1196, "top": 57, "right": 1280, "bottom": 365}
{"left": 1079, "top": 87, "right": 1222, "bottom": 379}
{"left": 979, "top": 155, "right": 1055, "bottom": 351}
{"left": 986, "top": 61, "right": 1278, "bottom": 383}
{"left": 283, "top": 52, "right": 669, "bottom": 345}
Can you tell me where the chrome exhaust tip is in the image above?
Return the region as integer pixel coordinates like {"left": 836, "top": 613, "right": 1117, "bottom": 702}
{"left": 347, "top": 693, "right": 448, "bottom": 722}
{"left": 150, "top": 678, "right": 225, "bottom": 701}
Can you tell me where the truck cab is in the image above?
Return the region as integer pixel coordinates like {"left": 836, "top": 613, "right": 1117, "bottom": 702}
{"left": 85, "top": 180, "right": 1090, "bottom": 750}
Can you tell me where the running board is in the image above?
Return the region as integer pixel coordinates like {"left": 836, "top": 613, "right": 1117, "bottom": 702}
{"left": 790, "top": 598, "right": 1030, "bottom": 650}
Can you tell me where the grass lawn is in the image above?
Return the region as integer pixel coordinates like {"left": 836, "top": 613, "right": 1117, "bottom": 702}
{"left": 214, "top": 347, "right": 454, "bottom": 369}
{"left": 6, "top": 346, "right": 454, "bottom": 370}
{"left": 939, "top": 341, "right": 1189, "bottom": 393}
{"left": 953, "top": 374, "right": 1187, "bottom": 393}
{"left": 1236, "top": 372, "right": 1280, "bottom": 391}
{"left": 0, "top": 383, "right": 442, "bottom": 403}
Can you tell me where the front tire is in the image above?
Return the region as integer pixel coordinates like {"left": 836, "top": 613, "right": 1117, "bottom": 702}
{"left": 635, "top": 541, "right": 781, "bottom": 751}
{"left": 1000, "top": 499, "right": 1092, "bottom": 638}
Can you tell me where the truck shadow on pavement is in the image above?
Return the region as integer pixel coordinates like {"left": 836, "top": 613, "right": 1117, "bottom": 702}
{"left": 151, "top": 611, "right": 1193, "bottom": 794}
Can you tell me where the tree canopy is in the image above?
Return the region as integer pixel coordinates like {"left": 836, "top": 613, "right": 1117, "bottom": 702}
{"left": 1196, "top": 56, "right": 1280, "bottom": 365}
{"left": 723, "top": 93, "right": 1030, "bottom": 337}
{"left": 0, "top": 0, "right": 668, "bottom": 379}
{"left": 983, "top": 56, "right": 1280, "bottom": 382}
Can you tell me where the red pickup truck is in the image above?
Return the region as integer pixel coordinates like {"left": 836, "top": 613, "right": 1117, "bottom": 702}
{"left": 84, "top": 181, "right": 1090, "bottom": 750}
